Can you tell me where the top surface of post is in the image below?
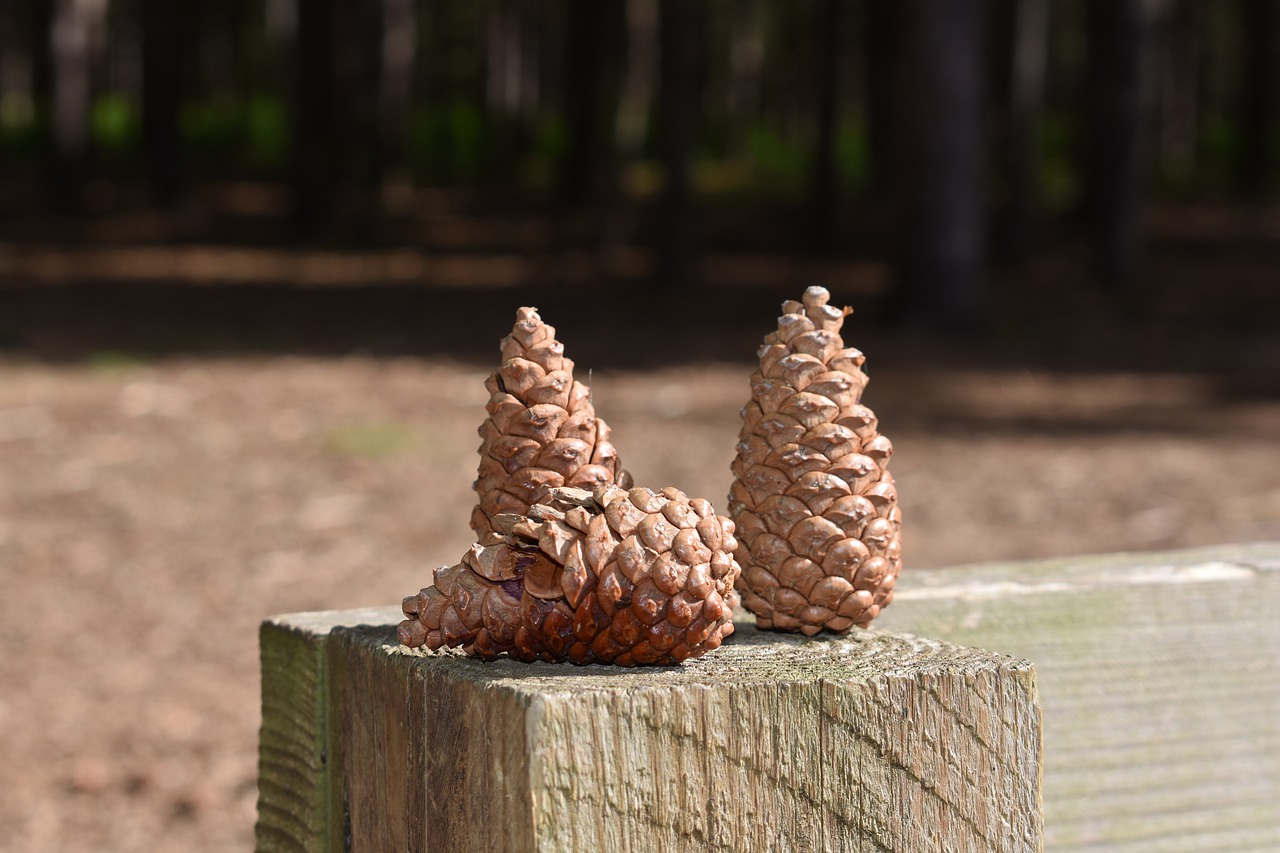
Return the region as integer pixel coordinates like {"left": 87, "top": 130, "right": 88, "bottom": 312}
{"left": 272, "top": 607, "right": 1034, "bottom": 696}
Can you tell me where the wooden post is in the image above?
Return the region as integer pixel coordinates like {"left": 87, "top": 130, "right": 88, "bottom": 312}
{"left": 880, "top": 543, "right": 1280, "bottom": 850}
{"left": 257, "top": 614, "right": 1042, "bottom": 852}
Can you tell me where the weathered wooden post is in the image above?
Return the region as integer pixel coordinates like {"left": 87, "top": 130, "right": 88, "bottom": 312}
{"left": 257, "top": 611, "right": 1042, "bottom": 852}
{"left": 882, "top": 543, "right": 1280, "bottom": 851}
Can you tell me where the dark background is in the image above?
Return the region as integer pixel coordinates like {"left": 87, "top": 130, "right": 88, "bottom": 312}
{"left": 0, "top": 0, "right": 1277, "bottom": 351}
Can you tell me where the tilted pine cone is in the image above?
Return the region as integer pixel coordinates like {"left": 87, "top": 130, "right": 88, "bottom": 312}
{"left": 728, "top": 286, "right": 902, "bottom": 635}
{"left": 400, "top": 485, "right": 741, "bottom": 665}
{"left": 472, "top": 307, "right": 630, "bottom": 541}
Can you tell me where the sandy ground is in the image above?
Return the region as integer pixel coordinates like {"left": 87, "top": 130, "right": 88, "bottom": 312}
{"left": 1, "top": 332, "right": 1277, "bottom": 850}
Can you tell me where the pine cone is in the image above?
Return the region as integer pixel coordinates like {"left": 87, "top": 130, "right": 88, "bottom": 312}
{"left": 728, "top": 286, "right": 902, "bottom": 635}
{"left": 472, "top": 307, "right": 630, "bottom": 540}
{"left": 400, "top": 485, "right": 741, "bottom": 665}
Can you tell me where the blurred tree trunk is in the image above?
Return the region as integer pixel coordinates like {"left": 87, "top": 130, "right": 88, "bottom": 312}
{"left": 49, "top": 0, "right": 98, "bottom": 211}
{"left": 293, "top": 0, "right": 333, "bottom": 231}
{"left": 345, "top": 0, "right": 385, "bottom": 194}
{"left": 994, "top": 0, "right": 1050, "bottom": 266}
{"left": 378, "top": 0, "right": 416, "bottom": 187}
{"left": 887, "top": 0, "right": 986, "bottom": 331}
{"left": 810, "top": 0, "right": 843, "bottom": 250}
{"left": 1084, "top": 0, "right": 1164, "bottom": 291}
{"left": 726, "top": 0, "right": 764, "bottom": 155}
{"left": 1157, "top": 0, "right": 1199, "bottom": 183}
{"left": 487, "top": 0, "right": 538, "bottom": 117}
{"left": 142, "top": 0, "right": 182, "bottom": 206}
{"left": 265, "top": 0, "right": 298, "bottom": 101}
{"left": 866, "top": 0, "right": 901, "bottom": 202}
{"left": 657, "top": 0, "right": 702, "bottom": 289}
{"left": 1238, "top": 0, "right": 1277, "bottom": 193}
{"left": 563, "top": 0, "right": 612, "bottom": 207}
{"left": 31, "top": 0, "right": 54, "bottom": 157}
{"left": 601, "top": 0, "right": 658, "bottom": 266}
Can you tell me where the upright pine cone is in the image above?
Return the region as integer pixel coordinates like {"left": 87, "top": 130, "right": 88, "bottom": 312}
{"left": 728, "top": 286, "right": 902, "bottom": 635}
{"left": 400, "top": 485, "right": 740, "bottom": 665}
{"left": 472, "top": 307, "right": 629, "bottom": 540}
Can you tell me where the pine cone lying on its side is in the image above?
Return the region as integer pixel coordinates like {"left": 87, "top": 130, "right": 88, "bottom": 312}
{"left": 400, "top": 485, "right": 741, "bottom": 666}
{"left": 472, "top": 307, "right": 631, "bottom": 542}
{"left": 729, "top": 286, "right": 902, "bottom": 635}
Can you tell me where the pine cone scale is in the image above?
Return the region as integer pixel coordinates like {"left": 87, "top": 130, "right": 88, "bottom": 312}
{"left": 401, "top": 486, "right": 740, "bottom": 666}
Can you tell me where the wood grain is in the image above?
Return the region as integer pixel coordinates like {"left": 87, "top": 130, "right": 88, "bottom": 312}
{"left": 259, "top": 544, "right": 1280, "bottom": 851}
{"left": 255, "top": 619, "right": 329, "bottom": 853}
{"left": 257, "top": 615, "right": 1041, "bottom": 852}
{"left": 879, "top": 542, "right": 1280, "bottom": 852}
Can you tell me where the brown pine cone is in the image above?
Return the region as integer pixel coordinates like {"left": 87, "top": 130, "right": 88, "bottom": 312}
{"left": 472, "top": 307, "right": 630, "bottom": 540}
{"left": 728, "top": 286, "right": 902, "bottom": 635}
{"left": 399, "top": 485, "right": 741, "bottom": 665}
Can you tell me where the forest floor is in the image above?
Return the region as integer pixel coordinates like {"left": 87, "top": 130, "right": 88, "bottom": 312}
{"left": 1, "top": 200, "right": 1278, "bottom": 851}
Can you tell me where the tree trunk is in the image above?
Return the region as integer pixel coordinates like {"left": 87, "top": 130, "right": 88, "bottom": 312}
{"left": 1238, "top": 0, "right": 1277, "bottom": 193}
{"left": 601, "top": 0, "right": 659, "bottom": 266}
{"left": 726, "top": 0, "right": 764, "bottom": 150}
{"left": 810, "top": 0, "right": 843, "bottom": 250}
{"left": 49, "top": 0, "right": 95, "bottom": 211}
{"left": 1156, "top": 0, "right": 1200, "bottom": 184}
{"left": 1084, "top": 0, "right": 1164, "bottom": 291}
{"left": 293, "top": 0, "right": 333, "bottom": 232}
{"left": 379, "top": 0, "right": 416, "bottom": 187}
{"left": 142, "top": 0, "right": 182, "bottom": 206}
{"left": 562, "top": 0, "right": 609, "bottom": 207}
{"left": 656, "top": 0, "right": 701, "bottom": 290}
{"left": 486, "top": 0, "right": 525, "bottom": 116}
{"left": 999, "top": 0, "right": 1050, "bottom": 265}
{"left": 866, "top": 0, "right": 901, "bottom": 202}
{"left": 887, "top": 0, "right": 986, "bottom": 331}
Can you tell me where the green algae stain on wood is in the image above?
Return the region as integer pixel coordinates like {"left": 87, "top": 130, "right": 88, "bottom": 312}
{"left": 256, "top": 621, "right": 332, "bottom": 853}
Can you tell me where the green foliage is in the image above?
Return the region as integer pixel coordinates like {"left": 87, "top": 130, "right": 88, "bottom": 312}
{"left": 91, "top": 95, "right": 140, "bottom": 156}
{"left": 1035, "top": 113, "right": 1081, "bottom": 211}
{"left": 0, "top": 93, "right": 39, "bottom": 152}
{"left": 176, "top": 94, "right": 291, "bottom": 176}
{"left": 411, "top": 102, "right": 485, "bottom": 185}
{"left": 1198, "top": 115, "right": 1241, "bottom": 190}
{"left": 243, "top": 95, "right": 290, "bottom": 171}
{"left": 745, "top": 124, "right": 807, "bottom": 190}
{"left": 408, "top": 103, "right": 558, "bottom": 187}
{"left": 182, "top": 98, "right": 248, "bottom": 174}
{"left": 835, "top": 122, "right": 872, "bottom": 190}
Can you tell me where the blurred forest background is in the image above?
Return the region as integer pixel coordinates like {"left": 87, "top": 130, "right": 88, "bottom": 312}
{"left": 0, "top": 0, "right": 1278, "bottom": 331}
{"left": 1, "top": 1, "right": 1279, "bottom": 851}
